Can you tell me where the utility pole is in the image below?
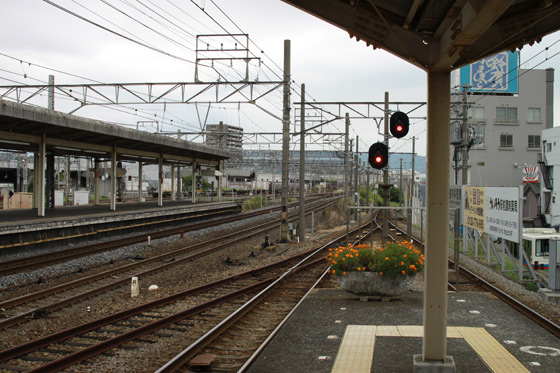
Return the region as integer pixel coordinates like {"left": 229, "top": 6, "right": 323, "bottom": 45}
{"left": 345, "top": 113, "right": 350, "bottom": 241}
{"left": 280, "top": 40, "right": 291, "bottom": 243}
{"left": 298, "top": 83, "right": 306, "bottom": 243}
{"left": 462, "top": 84, "right": 469, "bottom": 186}
{"left": 354, "top": 135, "right": 359, "bottom": 221}
{"left": 382, "top": 92, "right": 390, "bottom": 239}
{"left": 407, "top": 137, "right": 415, "bottom": 239}
{"left": 399, "top": 158, "right": 403, "bottom": 207}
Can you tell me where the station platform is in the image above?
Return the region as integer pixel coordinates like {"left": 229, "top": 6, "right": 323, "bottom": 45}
{"left": 0, "top": 199, "right": 240, "bottom": 252}
{"left": 248, "top": 287, "right": 560, "bottom": 372}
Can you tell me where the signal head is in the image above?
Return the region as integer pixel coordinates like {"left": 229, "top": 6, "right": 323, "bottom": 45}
{"left": 368, "top": 142, "right": 388, "bottom": 169}
{"left": 390, "top": 111, "right": 409, "bottom": 138}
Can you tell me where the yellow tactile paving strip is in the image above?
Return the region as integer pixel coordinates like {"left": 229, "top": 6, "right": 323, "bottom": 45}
{"left": 332, "top": 325, "right": 529, "bottom": 373}
{"left": 457, "top": 327, "right": 529, "bottom": 372}
{"left": 331, "top": 325, "right": 377, "bottom": 373}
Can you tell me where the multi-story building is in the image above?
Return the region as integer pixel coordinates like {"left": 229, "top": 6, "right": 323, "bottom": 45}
{"left": 205, "top": 122, "right": 243, "bottom": 150}
{"left": 450, "top": 51, "right": 554, "bottom": 221}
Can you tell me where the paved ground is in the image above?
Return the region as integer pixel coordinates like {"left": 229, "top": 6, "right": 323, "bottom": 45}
{"left": 248, "top": 288, "right": 560, "bottom": 372}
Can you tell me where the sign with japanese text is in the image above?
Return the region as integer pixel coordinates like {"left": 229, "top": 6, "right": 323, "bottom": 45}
{"left": 463, "top": 186, "right": 520, "bottom": 243}
{"left": 463, "top": 186, "right": 485, "bottom": 232}
{"left": 459, "top": 51, "right": 519, "bottom": 94}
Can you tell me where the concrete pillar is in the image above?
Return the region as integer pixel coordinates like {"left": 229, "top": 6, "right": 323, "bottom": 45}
{"left": 110, "top": 146, "right": 117, "bottom": 211}
{"left": 158, "top": 155, "right": 163, "bottom": 207}
{"left": 94, "top": 159, "right": 100, "bottom": 205}
{"left": 33, "top": 153, "right": 39, "bottom": 209}
{"left": 422, "top": 70, "right": 451, "bottom": 363}
{"left": 191, "top": 162, "right": 197, "bottom": 203}
{"left": 218, "top": 160, "right": 223, "bottom": 202}
{"left": 138, "top": 162, "right": 143, "bottom": 203}
{"left": 171, "top": 164, "right": 176, "bottom": 201}
{"left": 37, "top": 135, "right": 46, "bottom": 216}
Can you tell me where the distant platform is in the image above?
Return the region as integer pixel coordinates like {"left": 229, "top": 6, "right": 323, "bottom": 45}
{"left": 0, "top": 199, "right": 240, "bottom": 253}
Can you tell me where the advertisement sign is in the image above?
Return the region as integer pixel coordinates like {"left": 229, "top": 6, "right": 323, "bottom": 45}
{"left": 460, "top": 51, "right": 519, "bottom": 93}
{"left": 463, "top": 186, "right": 485, "bottom": 232}
{"left": 463, "top": 186, "right": 520, "bottom": 243}
{"left": 522, "top": 166, "right": 539, "bottom": 183}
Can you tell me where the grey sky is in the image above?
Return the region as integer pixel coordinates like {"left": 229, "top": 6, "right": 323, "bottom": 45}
{"left": 1, "top": 0, "right": 559, "bottom": 157}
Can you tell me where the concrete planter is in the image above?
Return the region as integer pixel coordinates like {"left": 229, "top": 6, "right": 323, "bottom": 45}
{"left": 338, "top": 271, "right": 415, "bottom": 297}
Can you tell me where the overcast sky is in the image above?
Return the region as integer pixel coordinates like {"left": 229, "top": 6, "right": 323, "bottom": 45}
{"left": 1, "top": 0, "right": 559, "bottom": 158}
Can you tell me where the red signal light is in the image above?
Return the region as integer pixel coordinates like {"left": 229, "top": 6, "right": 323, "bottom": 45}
{"left": 390, "top": 111, "right": 409, "bottom": 138}
{"left": 369, "top": 142, "right": 388, "bottom": 169}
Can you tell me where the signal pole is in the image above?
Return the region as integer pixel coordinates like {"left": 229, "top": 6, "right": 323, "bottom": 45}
{"left": 382, "top": 92, "right": 390, "bottom": 239}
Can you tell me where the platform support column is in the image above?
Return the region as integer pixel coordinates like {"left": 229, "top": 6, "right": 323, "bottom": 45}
{"left": 110, "top": 145, "right": 117, "bottom": 211}
{"left": 177, "top": 165, "right": 182, "bottom": 200}
{"left": 158, "top": 155, "right": 163, "bottom": 207}
{"left": 94, "top": 159, "right": 100, "bottom": 205}
{"left": 171, "top": 165, "right": 176, "bottom": 201}
{"left": 420, "top": 70, "right": 451, "bottom": 365}
{"left": 33, "top": 153, "right": 39, "bottom": 209}
{"left": 218, "top": 160, "right": 223, "bottom": 202}
{"left": 37, "top": 134, "right": 46, "bottom": 217}
{"left": 192, "top": 162, "right": 197, "bottom": 204}
{"left": 138, "top": 162, "right": 143, "bottom": 203}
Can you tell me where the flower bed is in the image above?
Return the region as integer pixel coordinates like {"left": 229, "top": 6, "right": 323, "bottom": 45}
{"left": 326, "top": 240, "right": 424, "bottom": 277}
{"left": 326, "top": 240, "right": 424, "bottom": 297}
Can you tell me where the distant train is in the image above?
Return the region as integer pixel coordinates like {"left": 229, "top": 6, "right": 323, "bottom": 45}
{"left": 506, "top": 228, "right": 560, "bottom": 270}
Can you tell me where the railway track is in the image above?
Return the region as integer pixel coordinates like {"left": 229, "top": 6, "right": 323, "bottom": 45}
{"left": 0, "top": 198, "right": 338, "bottom": 330}
{"left": 0, "top": 198, "right": 324, "bottom": 276}
{"left": 0, "top": 217, "right": 361, "bottom": 372}
{"left": 1, "top": 207, "right": 558, "bottom": 372}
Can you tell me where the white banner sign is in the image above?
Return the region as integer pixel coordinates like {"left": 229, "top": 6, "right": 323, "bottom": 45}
{"left": 463, "top": 186, "right": 521, "bottom": 243}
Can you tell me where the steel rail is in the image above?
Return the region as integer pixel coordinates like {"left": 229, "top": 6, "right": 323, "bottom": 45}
{"left": 0, "top": 198, "right": 339, "bottom": 329}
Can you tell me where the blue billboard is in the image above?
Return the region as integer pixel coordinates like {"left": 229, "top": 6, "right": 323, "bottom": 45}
{"left": 460, "top": 51, "right": 519, "bottom": 93}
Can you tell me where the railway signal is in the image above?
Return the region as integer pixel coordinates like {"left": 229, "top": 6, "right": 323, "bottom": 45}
{"left": 368, "top": 142, "right": 388, "bottom": 169}
{"left": 390, "top": 111, "right": 409, "bottom": 138}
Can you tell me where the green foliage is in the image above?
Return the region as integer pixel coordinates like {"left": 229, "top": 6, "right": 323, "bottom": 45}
{"left": 390, "top": 186, "right": 402, "bottom": 203}
{"left": 242, "top": 195, "right": 266, "bottom": 211}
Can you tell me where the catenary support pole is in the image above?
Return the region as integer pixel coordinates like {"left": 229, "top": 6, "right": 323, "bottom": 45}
{"left": 280, "top": 39, "right": 291, "bottom": 242}
{"left": 345, "top": 113, "right": 350, "bottom": 241}
{"left": 298, "top": 83, "right": 306, "bottom": 242}
{"left": 382, "top": 92, "right": 389, "bottom": 240}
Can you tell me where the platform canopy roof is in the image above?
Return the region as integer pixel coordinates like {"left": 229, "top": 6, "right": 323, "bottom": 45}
{"left": 282, "top": 0, "right": 560, "bottom": 71}
{"left": 0, "top": 99, "right": 232, "bottom": 166}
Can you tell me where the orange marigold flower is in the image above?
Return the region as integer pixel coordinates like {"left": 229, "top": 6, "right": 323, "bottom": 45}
{"left": 401, "top": 261, "right": 405, "bottom": 266}
{"left": 385, "top": 257, "right": 389, "bottom": 260}
{"left": 357, "top": 267, "right": 361, "bottom": 271}
{"left": 380, "top": 272, "right": 383, "bottom": 276}
{"left": 343, "top": 271, "right": 347, "bottom": 276}
{"left": 402, "top": 270, "right": 406, "bottom": 275}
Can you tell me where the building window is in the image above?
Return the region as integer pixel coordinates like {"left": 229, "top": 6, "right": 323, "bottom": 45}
{"left": 496, "top": 107, "right": 517, "bottom": 120}
{"left": 500, "top": 133, "right": 513, "bottom": 148}
{"left": 528, "top": 107, "right": 542, "bottom": 122}
{"left": 547, "top": 142, "right": 552, "bottom": 152}
{"left": 471, "top": 123, "right": 485, "bottom": 146}
{"left": 528, "top": 135, "right": 540, "bottom": 149}
{"left": 468, "top": 106, "right": 485, "bottom": 119}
